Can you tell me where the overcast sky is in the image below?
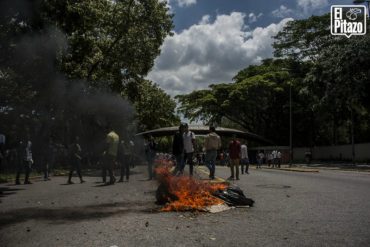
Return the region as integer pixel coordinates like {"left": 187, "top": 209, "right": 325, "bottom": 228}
{"left": 147, "top": 0, "right": 357, "bottom": 97}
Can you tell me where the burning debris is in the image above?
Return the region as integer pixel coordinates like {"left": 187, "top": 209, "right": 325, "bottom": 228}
{"left": 155, "top": 159, "right": 254, "bottom": 212}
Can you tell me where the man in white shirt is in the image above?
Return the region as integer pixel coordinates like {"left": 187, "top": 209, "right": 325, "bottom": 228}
{"left": 257, "top": 151, "right": 264, "bottom": 169}
{"left": 277, "top": 150, "right": 282, "bottom": 168}
{"left": 182, "top": 123, "right": 196, "bottom": 176}
{"left": 271, "top": 150, "right": 277, "bottom": 168}
{"left": 240, "top": 143, "right": 249, "bottom": 174}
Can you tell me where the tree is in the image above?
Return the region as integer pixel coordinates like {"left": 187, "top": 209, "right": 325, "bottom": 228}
{"left": 0, "top": 0, "right": 176, "bottom": 158}
{"left": 274, "top": 13, "right": 370, "bottom": 145}
{"left": 134, "top": 80, "right": 179, "bottom": 131}
{"left": 177, "top": 59, "right": 311, "bottom": 145}
{"left": 273, "top": 14, "right": 339, "bottom": 61}
{"left": 305, "top": 31, "right": 370, "bottom": 145}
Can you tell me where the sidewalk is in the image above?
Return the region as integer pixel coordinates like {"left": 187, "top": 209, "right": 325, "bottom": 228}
{"left": 195, "top": 163, "right": 370, "bottom": 176}
{"left": 262, "top": 163, "right": 370, "bottom": 172}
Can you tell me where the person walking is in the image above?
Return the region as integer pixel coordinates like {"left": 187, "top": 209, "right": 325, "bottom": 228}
{"left": 172, "top": 124, "right": 184, "bottom": 176}
{"left": 103, "top": 127, "right": 119, "bottom": 185}
{"left": 118, "top": 140, "right": 130, "bottom": 182}
{"left": 228, "top": 135, "right": 241, "bottom": 180}
{"left": 240, "top": 142, "right": 249, "bottom": 174}
{"left": 267, "top": 152, "right": 273, "bottom": 167}
{"left": 145, "top": 135, "right": 156, "bottom": 180}
{"left": 277, "top": 150, "right": 282, "bottom": 168}
{"left": 182, "top": 123, "right": 196, "bottom": 176}
{"left": 41, "top": 137, "right": 54, "bottom": 181}
{"left": 272, "top": 149, "right": 278, "bottom": 168}
{"left": 67, "top": 136, "right": 85, "bottom": 184}
{"left": 257, "top": 151, "right": 264, "bottom": 169}
{"left": 15, "top": 134, "right": 33, "bottom": 185}
{"left": 204, "top": 126, "right": 221, "bottom": 180}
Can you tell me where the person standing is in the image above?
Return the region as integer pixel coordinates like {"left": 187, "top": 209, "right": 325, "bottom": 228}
{"left": 267, "top": 152, "right": 273, "bottom": 167}
{"left": 277, "top": 150, "right": 282, "bottom": 168}
{"left": 15, "top": 135, "right": 33, "bottom": 185}
{"left": 204, "top": 126, "right": 221, "bottom": 180}
{"left": 182, "top": 123, "right": 196, "bottom": 176}
{"left": 104, "top": 127, "right": 119, "bottom": 185}
{"left": 172, "top": 124, "right": 184, "bottom": 176}
{"left": 240, "top": 142, "right": 249, "bottom": 174}
{"left": 0, "top": 133, "right": 5, "bottom": 173}
{"left": 129, "top": 140, "right": 135, "bottom": 168}
{"left": 228, "top": 135, "right": 241, "bottom": 180}
{"left": 42, "top": 137, "right": 54, "bottom": 181}
{"left": 67, "top": 136, "right": 85, "bottom": 184}
{"left": 145, "top": 135, "right": 156, "bottom": 180}
{"left": 118, "top": 140, "right": 130, "bottom": 182}
{"left": 257, "top": 151, "right": 264, "bottom": 169}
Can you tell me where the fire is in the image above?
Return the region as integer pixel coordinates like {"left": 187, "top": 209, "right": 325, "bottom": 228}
{"left": 155, "top": 159, "right": 228, "bottom": 212}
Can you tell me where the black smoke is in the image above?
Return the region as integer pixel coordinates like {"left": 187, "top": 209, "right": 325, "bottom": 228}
{"left": 0, "top": 0, "right": 140, "bottom": 168}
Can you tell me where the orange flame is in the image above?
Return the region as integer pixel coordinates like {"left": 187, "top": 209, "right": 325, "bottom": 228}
{"left": 155, "top": 159, "right": 228, "bottom": 212}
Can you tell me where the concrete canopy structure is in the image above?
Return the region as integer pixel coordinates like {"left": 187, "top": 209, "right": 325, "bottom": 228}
{"left": 136, "top": 125, "right": 273, "bottom": 144}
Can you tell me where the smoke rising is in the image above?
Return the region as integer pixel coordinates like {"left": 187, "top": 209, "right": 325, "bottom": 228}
{"left": 0, "top": 0, "right": 141, "bottom": 166}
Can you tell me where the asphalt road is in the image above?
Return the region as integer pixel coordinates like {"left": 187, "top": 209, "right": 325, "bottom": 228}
{"left": 1, "top": 165, "right": 370, "bottom": 247}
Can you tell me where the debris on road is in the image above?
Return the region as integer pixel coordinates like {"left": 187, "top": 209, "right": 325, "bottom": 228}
{"left": 206, "top": 204, "right": 232, "bottom": 213}
{"left": 213, "top": 185, "right": 254, "bottom": 207}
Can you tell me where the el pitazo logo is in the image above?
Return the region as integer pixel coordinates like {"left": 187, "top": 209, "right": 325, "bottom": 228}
{"left": 331, "top": 5, "right": 367, "bottom": 38}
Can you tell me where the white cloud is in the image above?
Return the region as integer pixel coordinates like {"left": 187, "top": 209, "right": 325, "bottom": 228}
{"left": 248, "top": 12, "right": 263, "bottom": 23}
{"left": 297, "top": 0, "right": 328, "bottom": 13}
{"left": 175, "top": 0, "right": 197, "bottom": 7}
{"left": 199, "top": 15, "right": 211, "bottom": 25}
{"left": 272, "top": 5, "right": 295, "bottom": 18}
{"left": 159, "top": 0, "right": 196, "bottom": 9}
{"left": 147, "top": 12, "right": 292, "bottom": 96}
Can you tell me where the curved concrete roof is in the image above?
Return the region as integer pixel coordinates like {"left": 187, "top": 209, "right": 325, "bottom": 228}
{"left": 136, "top": 125, "right": 273, "bottom": 144}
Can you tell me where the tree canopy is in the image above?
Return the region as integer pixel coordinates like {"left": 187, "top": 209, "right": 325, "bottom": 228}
{"left": 177, "top": 14, "right": 370, "bottom": 146}
{"left": 0, "top": 0, "right": 177, "bottom": 151}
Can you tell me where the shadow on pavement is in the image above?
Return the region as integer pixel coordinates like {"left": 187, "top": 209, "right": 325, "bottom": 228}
{"left": 0, "top": 187, "right": 25, "bottom": 201}
{"left": 0, "top": 200, "right": 160, "bottom": 229}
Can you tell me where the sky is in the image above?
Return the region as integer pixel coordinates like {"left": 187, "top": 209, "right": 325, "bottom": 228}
{"left": 147, "top": 0, "right": 359, "bottom": 97}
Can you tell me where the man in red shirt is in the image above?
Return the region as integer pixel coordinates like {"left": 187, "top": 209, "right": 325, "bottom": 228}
{"left": 228, "top": 135, "right": 241, "bottom": 180}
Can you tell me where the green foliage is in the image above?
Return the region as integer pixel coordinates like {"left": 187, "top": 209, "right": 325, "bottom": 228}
{"left": 178, "top": 14, "right": 370, "bottom": 146}
{"left": 133, "top": 80, "right": 179, "bottom": 131}
{"left": 0, "top": 0, "right": 177, "bottom": 140}
{"left": 273, "top": 14, "right": 337, "bottom": 61}
{"left": 177, "top": 59, "right": 303, "bottom": 145}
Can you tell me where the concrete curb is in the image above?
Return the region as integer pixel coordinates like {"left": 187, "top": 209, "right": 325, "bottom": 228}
{"left": 277, "top": 168, "right": 319, "bottom": 173}
{"left": 252, "top": 166, "right": 319, "bottom": 173}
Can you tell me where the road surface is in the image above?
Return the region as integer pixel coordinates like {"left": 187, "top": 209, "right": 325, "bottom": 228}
{"left": 1, "top": 165, "right": 369, "bottom": 246}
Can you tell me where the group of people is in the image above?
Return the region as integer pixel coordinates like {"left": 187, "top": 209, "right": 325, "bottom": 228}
{"left": 0, "top": 126, "right": 136, "bottom": 186}
{"left": 2, "top": 124, "right": 257, "bottom": 184}
{"left": 257, "top": 149, "right": 282, "bottom": 168}
{"left": 70, "top": 126, "right": 135, "bottom": 185}
{"left": 171, "top": 124, "right": 250, "bottom": 180}
{"left": 0, "top": 132, "right": 54, "bottom": 185}
{"left": 227, "top": 135, "right": 249, "bottom": 180}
